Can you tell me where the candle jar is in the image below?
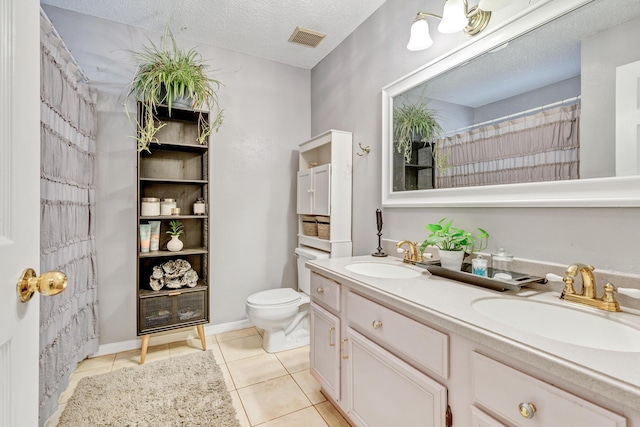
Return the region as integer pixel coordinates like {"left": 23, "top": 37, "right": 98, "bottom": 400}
{"left": 193, "top": 198, "right": 206, "bottom": 215}
{"left": 160, "top": 198, "right": 176, "bottom": 216}
{"left": 140, "top": 197, "right": 160, "bottom": 216}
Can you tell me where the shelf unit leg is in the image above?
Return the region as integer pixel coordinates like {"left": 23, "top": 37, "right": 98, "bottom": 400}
{"left": 196, "top": 324, "right": 207, "bottom": 350}
{"left": 140, "top": 335, "right": 150, "bottom": 364}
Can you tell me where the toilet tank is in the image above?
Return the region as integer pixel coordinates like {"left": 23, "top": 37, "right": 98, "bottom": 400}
{"left": 295, "top": 246, "right": 330, "bottom": 295}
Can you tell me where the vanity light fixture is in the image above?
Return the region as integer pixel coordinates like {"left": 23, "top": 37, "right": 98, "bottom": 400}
{"left": 407, "top": 0, "right": 508, "bottom": 51}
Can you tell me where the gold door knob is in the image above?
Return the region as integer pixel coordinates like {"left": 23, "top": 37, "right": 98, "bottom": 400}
{"left": 16, "top": 268, "right": 67, "bottom": 303}
{"left": 372, "top": 320, "right": 383, "bottom": 329}
{"left": 316, "top": 287, "right": 325, "bottom": 293}
{"left": 518, "top": 402, "right": 537, "bottom": 419}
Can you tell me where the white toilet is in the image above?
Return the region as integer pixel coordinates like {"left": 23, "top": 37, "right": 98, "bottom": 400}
{"left": 246, "top": 246, "right": 329, "bottom": 353}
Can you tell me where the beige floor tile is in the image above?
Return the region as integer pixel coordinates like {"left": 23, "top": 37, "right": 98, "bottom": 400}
{"left": 229, "top": 390, "right": 251, "bottom": 427}
{"left": 219, "top": 334, "right": 266, "bottom": 362}
{"left": 227, "top": 353, "right": 288, "bottom": 389}
{"left": 257, "top": 406, "right": 329, "bottom": 427}
{"left": 292, "top": 369, "right": 326, "bottom": 405}
{"left": 75, "top": 354, "right": 115, "bottom": 372}
{"left": 44, "top": 402, "right": 66, "bottom": 427}
{"left": 315, "top": 401, "right": 351, "bottom": 427}
{"left": 276, "top": 345, "right": 310, "bottom": 373}
{"left": 238, "top": 375, "right": 311, "bottom": 426}
{"left": 206, "top": 342, "right": 226, "bottom": 365}
{"left": 169, "top": 340, "right": 206, "bottom": 357}
{"left": 112, "top": 343, "right": 170, "bottom": 370}
{"left": 218, "top": 362, "right": 236, "bottom": 392}
{"left": 216, "top": 327, "right": 259, "bottom": 343}
{"left": 58, "top": 365, "right": 112, "bottom": 404}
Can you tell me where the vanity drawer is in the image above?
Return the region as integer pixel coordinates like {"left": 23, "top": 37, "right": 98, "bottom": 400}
{"left": 310, "top": 273, "right": 341, "bottom": 312}
{"left": 472, "top": 352, "right": 626, "bottom": 426}
{"left": 347, "top": 291, "right": 448, "bottom": 379}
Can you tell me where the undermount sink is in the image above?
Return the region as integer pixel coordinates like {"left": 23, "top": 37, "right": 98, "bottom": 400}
{"left": 472, "top": 297, "right": 640, "bottom": 352}
{"left": 345, "top": 262, "right": 421, "bottom": 279}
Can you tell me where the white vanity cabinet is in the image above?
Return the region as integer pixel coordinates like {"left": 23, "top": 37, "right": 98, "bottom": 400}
{"left": 344, "top": 328, "right": 448, "bottom": 427}
{"left": 310, "top": 273, "right": 342, "bottom": 402}
{"left": 472, "top": 352, "right": 626, "bottom": 427}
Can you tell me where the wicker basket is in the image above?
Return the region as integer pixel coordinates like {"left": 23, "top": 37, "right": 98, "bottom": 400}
{"left": 301, "top": 215, "right": 318, "bottom": 236}
{"left": 316, "top": 216, "right": 330, "bottom": 240}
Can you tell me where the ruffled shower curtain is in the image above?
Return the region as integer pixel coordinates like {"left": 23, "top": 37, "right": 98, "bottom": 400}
{"left": 436, "top": 103, "right": 580, "bottom": 188}
{"left": 39, "top": 10, "right": 99, "bottom": 426}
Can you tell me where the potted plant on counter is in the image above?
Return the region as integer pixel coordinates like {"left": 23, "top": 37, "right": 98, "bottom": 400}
{"left": 127, "top": 27, "right": 224, "bottom": 152}
{"left": 166, "top": 220, "right": 184, "bottom": 252}
{"left": 419, "top": 217, "right": 489, "bottom": 270}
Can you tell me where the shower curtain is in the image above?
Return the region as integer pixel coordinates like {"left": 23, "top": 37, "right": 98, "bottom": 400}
{"left": 39, "top": 10, "right": 99, "bottom": 426}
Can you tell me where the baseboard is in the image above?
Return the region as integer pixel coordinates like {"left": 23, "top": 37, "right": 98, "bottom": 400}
{"left": 91, "top": 318, "right": 254, "bottom": 357}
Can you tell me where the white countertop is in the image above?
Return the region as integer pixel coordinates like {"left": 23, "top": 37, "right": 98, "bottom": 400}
{"left": 307, "top": 255, "right": 640, "bottom": 411}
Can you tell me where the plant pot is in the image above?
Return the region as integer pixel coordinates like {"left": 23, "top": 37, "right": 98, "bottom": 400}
{"left": 159, "top": 86, "right": 193, "bottom": 110}
{"left": 167, "top": 235, "right": 184, "bottom": 252}
{"left": 438, "top": 249, "right": 464, "bottom": 270}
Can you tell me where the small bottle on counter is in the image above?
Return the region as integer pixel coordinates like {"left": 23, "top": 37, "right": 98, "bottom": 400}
{"left": 193, "top": 198, "right": 206, "bottom": 215}
{"left": 472, "top": 255, "right": 488, "bottom": 277}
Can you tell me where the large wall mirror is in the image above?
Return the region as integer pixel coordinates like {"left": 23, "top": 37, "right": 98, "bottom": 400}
{"left": 382, "top": 0, "right": 640, "bottom": 207}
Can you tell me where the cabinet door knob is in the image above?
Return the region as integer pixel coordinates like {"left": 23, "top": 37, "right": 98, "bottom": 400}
{"left": 316, "top": 287, "right": 325, "bottom": 293}
{"left": 518, "top": 402, "right": 537, "bottom": 419}
{"left": 341, "top": 338, "right": 349, "bottom": 359}
{"left": 372, "top": 320, "right": 383, "bottom": 329}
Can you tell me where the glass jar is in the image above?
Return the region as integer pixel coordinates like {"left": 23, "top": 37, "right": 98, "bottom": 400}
{"left": 491, "top": 248, "right": 513, "bottom": 279}
{"left": 160, "top": 198, "right": 176, "bottom": 216}
{"left": 140, "top": 197, "right": 160, "bottom": 216}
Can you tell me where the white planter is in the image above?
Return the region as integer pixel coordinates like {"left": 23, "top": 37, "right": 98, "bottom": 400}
{"left": 438, "top": 250, "right": 464, "bottom": 270}
{"left": 167, "top": 235, "right": 184, "bottom": 252}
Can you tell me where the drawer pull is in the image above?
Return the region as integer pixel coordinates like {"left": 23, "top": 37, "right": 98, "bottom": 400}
{"left": 328, "top": 327, "right": 336, "bottom": 346}
{"left": 168, "top": 291, "right": 181, "bottom": 296}
{"left": 341, "top": 338, "right": 349, "bottom": 359}
{"left": 372, "top": 320, "right": 383, "bottom": 329}
{"left": 518, "top": 402, "right": 537, "bottom": 419}
{"left": 316, "top": 287, "right": 325, "bottom": 294}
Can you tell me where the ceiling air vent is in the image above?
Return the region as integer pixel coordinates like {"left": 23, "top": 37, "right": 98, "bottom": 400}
{"left": 288, "top": 27, "right": 326, "bottom": 48}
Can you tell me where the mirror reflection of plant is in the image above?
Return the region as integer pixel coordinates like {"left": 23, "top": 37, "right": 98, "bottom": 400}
{"left": 419, "top": 217, "right": 489, "bottom": 253}
{"left": 166, "top": 220, "right": 184, "bottom": 237}
{"left": 393, "top": 96, "right": 443, "bottom": 169}
{"left": 127, "top": 27, "right": 224, "bottom": 152}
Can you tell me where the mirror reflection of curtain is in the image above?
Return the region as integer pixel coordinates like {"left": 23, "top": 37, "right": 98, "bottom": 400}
{"left": 436, "top": 103, "right": 580, "bottom": 188}
{"left": 39, "top": 10, "right": 98, "bottom": 426}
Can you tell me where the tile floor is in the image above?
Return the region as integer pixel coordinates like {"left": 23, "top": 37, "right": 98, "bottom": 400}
{"left": 45, "top": 327, "right": 351, "bottom": 427}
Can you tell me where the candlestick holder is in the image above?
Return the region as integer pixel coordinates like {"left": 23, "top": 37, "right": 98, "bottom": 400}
{"left": 372, "top": 231, "right": 387, "bottom": 257}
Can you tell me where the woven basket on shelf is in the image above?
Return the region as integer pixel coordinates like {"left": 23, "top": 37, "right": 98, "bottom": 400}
{"left": 301, "top": 215, "right": 318, "bottom": 236}
{"left": 316, "top": 216, "right": 330, "bottom": 240}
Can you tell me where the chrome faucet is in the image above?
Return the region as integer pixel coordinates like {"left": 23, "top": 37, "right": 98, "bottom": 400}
{"left": 396, "top": 240, "right": 423, "bottom": 264}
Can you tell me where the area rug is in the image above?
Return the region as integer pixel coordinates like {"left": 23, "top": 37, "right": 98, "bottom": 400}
{"left": 58, "top": 351, "right": 240, "bottom": 427}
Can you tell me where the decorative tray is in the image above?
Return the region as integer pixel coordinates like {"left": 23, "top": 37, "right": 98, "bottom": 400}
{"left": 416, "top": 262, "right": 547, "bottom": 292}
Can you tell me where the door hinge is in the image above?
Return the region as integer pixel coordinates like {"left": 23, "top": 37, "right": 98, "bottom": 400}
{"left": 446, "top": 405, "right": 453, "bottom": 427}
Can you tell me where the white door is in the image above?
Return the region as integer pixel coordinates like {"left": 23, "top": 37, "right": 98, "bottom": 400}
{"left": 310, "top": 303, "right": 341, "bottom": 402}
{"left": 615, "top": 60, "right": 640, "bottom": 176}
{"left": 311, "top": 164, "right": 331, "bottom": 216}
{"left": 1, "top": 1, "right": 43, "bottom": 426}
{"left": 296, "top": 169, "right": 313, "bottom": 214}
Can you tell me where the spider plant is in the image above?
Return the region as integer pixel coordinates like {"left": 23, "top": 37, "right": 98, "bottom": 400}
{"left": 393, "top": 97, "right": 444, "bottom": 171}
{"left": 127, "top": 27, "right": 224, "bottom": 152}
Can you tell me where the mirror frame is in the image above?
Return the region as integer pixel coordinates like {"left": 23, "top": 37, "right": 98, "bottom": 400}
{"left": 382, "top": 0, "right": 640, "bottom": 207}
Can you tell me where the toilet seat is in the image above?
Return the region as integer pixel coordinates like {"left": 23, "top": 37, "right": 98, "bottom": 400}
{"left": 247, "top": 288, "right": 301, "bottom": 307}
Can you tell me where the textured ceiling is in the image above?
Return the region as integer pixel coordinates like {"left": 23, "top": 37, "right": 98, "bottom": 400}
{"left": 39, "top": 0, "right": 388, "bottom": 69}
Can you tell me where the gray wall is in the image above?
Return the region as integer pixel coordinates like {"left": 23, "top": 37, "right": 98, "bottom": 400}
{"left": 581, "top": 16, "right": 640, "bottom": 179}
{"left": 311, "top": 0, "right": 640, "bottom": 275}
{"left": 44, "top": 6, "right": 310, "bottom": 345}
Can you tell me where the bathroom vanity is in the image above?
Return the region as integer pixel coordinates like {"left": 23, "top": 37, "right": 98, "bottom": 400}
{"left": 307, "top": 256, "right": 640, "bottom": 427}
